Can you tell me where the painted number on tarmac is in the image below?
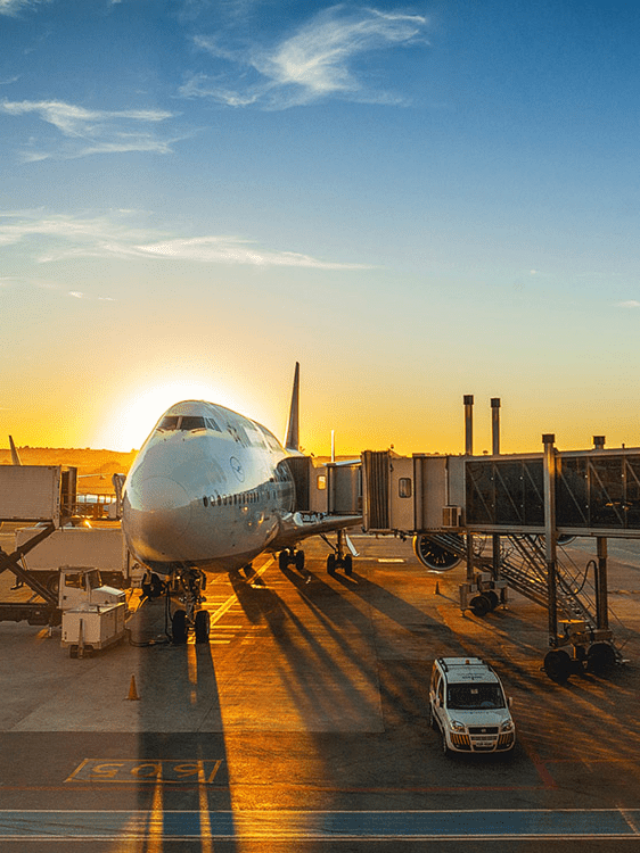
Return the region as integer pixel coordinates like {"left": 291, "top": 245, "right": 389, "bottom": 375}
{"left": 66, "top": 759, "right": 223, "bottom": 784}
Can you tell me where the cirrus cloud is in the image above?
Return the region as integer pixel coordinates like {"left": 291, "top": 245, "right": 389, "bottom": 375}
{"left": 0, "top": 98, "right": 181, "bottom": 160}
{"left": 181, "top": 5, "right": 428, "bottom": 110}
{"left": 0, "top": 211, "right": 371, "bottom": 270}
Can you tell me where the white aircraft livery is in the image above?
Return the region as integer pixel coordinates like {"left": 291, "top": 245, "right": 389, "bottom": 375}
{"left": 121, "top": 364, "right": 361, "bottom": 643}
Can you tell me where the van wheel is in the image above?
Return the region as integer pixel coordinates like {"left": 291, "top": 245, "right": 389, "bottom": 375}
{"left": 428, "top": 706, "right": 437, "bottom": 731}
{"left": 442, "top": 733, "right": 450, "bottom": 755}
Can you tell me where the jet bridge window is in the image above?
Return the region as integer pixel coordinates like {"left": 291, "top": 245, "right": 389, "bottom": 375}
{"left": 399, "top": 478, "right": 412, "bottom": 498}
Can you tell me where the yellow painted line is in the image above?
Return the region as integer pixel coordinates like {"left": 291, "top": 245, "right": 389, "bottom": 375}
{"left": 207, "top": 558, "right": 272, "bottom": 628}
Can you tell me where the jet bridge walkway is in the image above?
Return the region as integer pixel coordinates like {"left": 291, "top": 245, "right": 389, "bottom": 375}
{"left": 0, "top": 465, "right": 75, "bottom": 626}
{"left": 361, "top": 432, "right": 640, "bottom": 683}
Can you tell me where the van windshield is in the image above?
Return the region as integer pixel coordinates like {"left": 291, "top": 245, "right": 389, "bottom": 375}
{"left": 447, "top": 683, "right": 505, "bottom": 710}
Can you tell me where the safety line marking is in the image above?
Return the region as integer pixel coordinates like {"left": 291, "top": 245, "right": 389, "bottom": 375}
{"left": 1, "top": 809, "right": 639, "bottom": 840}
{"left": 205, "top": 559, "right": 272, "bottom": 629}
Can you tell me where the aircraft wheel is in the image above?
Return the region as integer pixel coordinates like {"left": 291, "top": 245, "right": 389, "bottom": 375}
{"left": 279, "top": 550, "right": 289, "bottom": 570}
{"left": 343, "top": 554, "right": 353, "bottom": 576}
{"left": 46, "top": 574, "right": 60, "bottom": 596}
{"left": 327, "top": 554, "right": 336, "bottom": 575}
{"left": 470, "top": 595, "right": 491, "bottom": 617}
{"left": 544, "top": 649, "right": 572, "bottom": 684}
{"left": 172, "top": 610, "right": 188, "bottom": 645}
{"left": 194, "top": 610, "right": 211, "bottom": 644}
{"left": 295, "top": 550, "right": 305, "bottom": 571}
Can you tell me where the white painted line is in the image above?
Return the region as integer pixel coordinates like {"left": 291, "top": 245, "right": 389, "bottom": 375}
{"left": 0, "top": 809, "right": 638, "bottom": 840}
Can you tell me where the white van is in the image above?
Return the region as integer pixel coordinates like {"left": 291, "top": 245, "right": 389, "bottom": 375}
{"left": 429, "top": 657, "right": 516, "bottom": 754}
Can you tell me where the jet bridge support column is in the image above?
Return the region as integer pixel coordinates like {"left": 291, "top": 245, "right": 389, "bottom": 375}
{"left": 591, "top": 436, "right": 610, "bottom": 632}
{"left": 596, "top": 537, "right": 609, "bottom": 631}
{"left": 491, "top": 398, "right": 502, "bottom": 586}
{"left": 542, "top": 434, "right": 559, "bottom": 648}
{"left": 464, "top": 395, "right": 475, "bottom": 583}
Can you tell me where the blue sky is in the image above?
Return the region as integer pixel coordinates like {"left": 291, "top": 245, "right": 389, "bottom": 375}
{"left": 1, "top": 0, "right": 640, "bottom": 454}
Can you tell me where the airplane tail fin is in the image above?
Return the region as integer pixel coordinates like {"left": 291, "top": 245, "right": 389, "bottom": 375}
{"left": 284, "top": 362, "right": 300, "bottom": 452}
{"left": 9, "top": 436, "right": 22, "bottom": 466}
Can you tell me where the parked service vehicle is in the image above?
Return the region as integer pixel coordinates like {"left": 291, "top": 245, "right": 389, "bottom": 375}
{"left": 429, "top": 657, "right": 516, "bottom": 754}
{"left": 59, "top": 567, "right": 127, "bottom": 658}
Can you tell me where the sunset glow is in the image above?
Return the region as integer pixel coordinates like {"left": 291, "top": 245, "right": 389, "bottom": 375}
{"left": 2, "top": 2, "right": 640, "bottom": 458}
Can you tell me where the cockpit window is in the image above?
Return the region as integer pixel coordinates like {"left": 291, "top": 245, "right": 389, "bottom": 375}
{"left": 158, "top": 415, "right": 180, "bottom": 431}
{"left": 157, "top": 415, "right": 213, "bottom": 432}
{"left": 180, "top": 416, "right": 206, "bottom": 431}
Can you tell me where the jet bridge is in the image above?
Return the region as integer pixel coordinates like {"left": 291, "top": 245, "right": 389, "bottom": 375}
{"left": 362, "top": 432, "right": 640, "bottom": 683}
{"left": 0, "top": 465, "right": 75, "bottom": 625}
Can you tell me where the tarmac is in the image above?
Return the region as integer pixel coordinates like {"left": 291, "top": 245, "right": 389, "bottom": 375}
{"left": 1, "top": 531, "right": 640, "bottom": 851}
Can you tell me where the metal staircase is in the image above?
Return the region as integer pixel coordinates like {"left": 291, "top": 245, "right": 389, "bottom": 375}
{"left": 423, "top": 532, "right": 598, "bottom": 628}
{"left": 498, "top": 535, "right": 598, "bottom": 628}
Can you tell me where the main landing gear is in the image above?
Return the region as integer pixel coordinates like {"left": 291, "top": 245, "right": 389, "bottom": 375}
{"left": 278, "top": 548, "right": 306, "bottom": 572}
{"left": 324, "top": 529, "right": 354, "bottom": 577}
{"left": 278, "top": 548, "right": 311, "bottom": 584}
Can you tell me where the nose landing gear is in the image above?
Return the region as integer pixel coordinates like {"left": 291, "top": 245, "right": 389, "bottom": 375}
{"left": 170, "top": 567, "right": 210, "bottom": 645}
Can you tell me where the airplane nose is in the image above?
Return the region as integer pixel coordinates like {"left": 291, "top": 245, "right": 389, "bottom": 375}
{"left": 125, "top": 475, "right": 192, "bottom": 561}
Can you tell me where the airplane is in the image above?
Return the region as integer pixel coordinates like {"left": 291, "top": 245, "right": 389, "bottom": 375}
{"left": 121, "top": 363, "right": 362, "bottom": 644}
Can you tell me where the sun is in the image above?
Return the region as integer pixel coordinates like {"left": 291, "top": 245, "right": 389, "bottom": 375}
{"left": 90, "top": 377, "right": 254, "bottom": 452}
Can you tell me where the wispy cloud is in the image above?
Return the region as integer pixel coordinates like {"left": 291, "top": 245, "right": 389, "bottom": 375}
{"left": 0, "top": 211, "right": 371, "bottom": 270}
{"left": 0, "top": 0, "right": 49, "bottom": 16}
{"left": 134, "top": 236, "right": 370, "bottom": 269}
{"left": 0, "top": 99, "right": 180, "bottom": 160}
{"left": 616, "top": 300, "right": 640, "bottom": 308}
{"left": 181, "top": 5, "right": 427, "bottom": 109}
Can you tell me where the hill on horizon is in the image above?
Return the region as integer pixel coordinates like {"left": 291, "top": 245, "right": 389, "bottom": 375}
{"left": 0, "top": 447, "right": 138, "bottom": 485}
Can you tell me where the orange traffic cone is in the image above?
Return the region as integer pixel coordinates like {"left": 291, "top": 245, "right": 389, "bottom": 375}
{"left": 127, "top": 674, "right": 141, "bottom": 701}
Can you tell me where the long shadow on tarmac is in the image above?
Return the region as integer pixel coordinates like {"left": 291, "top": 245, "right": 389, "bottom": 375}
{"left": 135, "top": 602, "right": 238, "bottom": 853}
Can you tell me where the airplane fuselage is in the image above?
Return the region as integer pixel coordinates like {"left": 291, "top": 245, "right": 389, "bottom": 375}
{"left": 122, "top": 400, "right": 296, "bottom": 575}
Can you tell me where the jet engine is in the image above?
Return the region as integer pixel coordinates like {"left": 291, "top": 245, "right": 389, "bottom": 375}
{"left": 412, "top": 534, "right": 463, "bottom": 572}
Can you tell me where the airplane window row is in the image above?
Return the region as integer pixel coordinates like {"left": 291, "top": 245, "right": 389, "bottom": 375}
{"left": 203, "top": 488, "right": 276, "bottom": 508}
